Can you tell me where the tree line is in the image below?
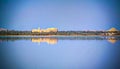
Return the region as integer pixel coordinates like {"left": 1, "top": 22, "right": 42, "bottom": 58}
{"left": 0, "top": 30, "right": 120, "bottom": 36}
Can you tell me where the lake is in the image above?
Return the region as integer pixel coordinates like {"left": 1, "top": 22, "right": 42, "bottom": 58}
{"left": 0, "top": 36, "right": 120, "bottom": 69}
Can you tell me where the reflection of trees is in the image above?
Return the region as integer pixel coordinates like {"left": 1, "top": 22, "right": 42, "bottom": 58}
{"left": 0, "top": 36, "right": 120, "bottom": 44}
{"left": 0, "top": 37, "right": 31, "bottom": 41}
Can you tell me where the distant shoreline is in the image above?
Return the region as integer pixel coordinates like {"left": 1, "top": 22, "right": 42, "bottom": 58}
{"left": 0, "top": 30, "right": 120, "bottom": 37}
{"left": 0, "top": 35, "right": 120, "bottom": 37}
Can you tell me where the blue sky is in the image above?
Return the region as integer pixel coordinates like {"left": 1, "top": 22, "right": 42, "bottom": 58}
{"left": 0, "top": 0, "right": 119, "bottom": 31}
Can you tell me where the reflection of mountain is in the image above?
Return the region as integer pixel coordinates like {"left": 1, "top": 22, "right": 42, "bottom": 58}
{"left": 31, "top": 38, "right": 58, "bottom": 44}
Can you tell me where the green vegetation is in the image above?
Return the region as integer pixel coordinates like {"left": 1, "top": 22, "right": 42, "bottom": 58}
{"left": 0, "top": 30, "right": 120, "bottom": 36}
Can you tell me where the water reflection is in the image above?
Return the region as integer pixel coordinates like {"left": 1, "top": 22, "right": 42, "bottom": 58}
{"left": 0, "top": 36, "right": 120, "bottom": 44}
{"left": 0, "top": 36, "right": 120, "bottom": 69}
{"left": 32, "top": 38, "right": 58, "bottom": 44}
{"left": 107, "top": 37, "right": 117, "bottom": 43}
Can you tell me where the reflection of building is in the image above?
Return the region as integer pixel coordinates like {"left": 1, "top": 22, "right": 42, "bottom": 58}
{"left": 108, "top": 37, "right": 117, "bottom": 43}
{"left": 31, "top": 38, "right": 58, "bottom": 44}
{"left": 32, "top": 28, "right": 58, "bottom": 33}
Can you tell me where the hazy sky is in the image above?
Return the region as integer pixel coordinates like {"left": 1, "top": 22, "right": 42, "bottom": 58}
{"left": 0, "top": 0, "right": 119, "bottom": 31}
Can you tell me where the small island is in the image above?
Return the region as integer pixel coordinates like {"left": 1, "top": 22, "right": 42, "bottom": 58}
{"left": 0, "top": 27, "right": 120, "bottom": 36}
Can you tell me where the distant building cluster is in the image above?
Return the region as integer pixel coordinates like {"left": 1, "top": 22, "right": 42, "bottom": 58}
{"left": 32, "top": 28, "right": 58, "bottom": 33}
{"left": 107, "top": 27, "right": 118, "bottom": 36}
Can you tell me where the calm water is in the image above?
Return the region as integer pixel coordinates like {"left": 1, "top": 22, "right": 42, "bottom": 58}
{"left": 0, "top": 36, "right": 120, "bottom": 69}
